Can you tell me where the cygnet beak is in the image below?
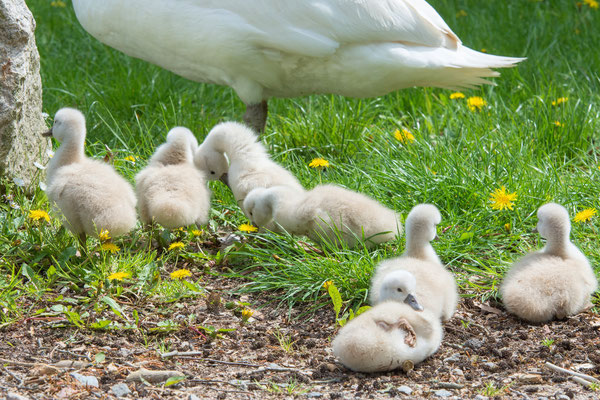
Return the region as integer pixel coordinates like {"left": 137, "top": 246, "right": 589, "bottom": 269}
{"left": 42, "top": 128, "right": 53, "bottom": 137}
{"left": 219, "top": 173, "right": 229, "bottom": 186}
{"left": 404, "top": 294, "right": 424, "bottom": 311}
{"left": 532, "top": 227, "right": 538, "bottom": 233}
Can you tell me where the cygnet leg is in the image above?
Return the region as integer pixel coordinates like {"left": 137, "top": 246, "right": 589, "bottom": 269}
{"left": 243, "top": 101, "right": 268, "bottom": 134}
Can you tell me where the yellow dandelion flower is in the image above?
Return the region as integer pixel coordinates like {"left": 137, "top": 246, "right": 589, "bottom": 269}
{"left": 50, "top": 1, "right": 66, "bottom": 7}
{"left": 101, "top": 243, "right": 120, "bottom": 253}
{"left": 481, "top": 48, "right": 487, "bottom": 53}
{"left": 504, "top": 223, "right": 511, "bottom": 232}
{"left": 467, "top": 96, "right": 487, "bottom": 112}
{"left": 551, "top": 97, "right": 568, "bottom": 106}
{"left": 584, "top": 0, "right": 599, "bottom": 9}
{"left": 170, "top": 269, "right": 192, "bottom": 279}
{"left": 308, "top": 158, "right": 330, "bottom": 168}
{"left": 191, "top": 229, "right": 203, "bottom": 237}
{"left": 394, "top": 129, "right": 415, "bottom": 144}
{"left": 553, "top": 121, "right": 563, "bottom": 127}
{"left": 450, "top": 92, "right": 465, "bottom": 100}
{"left": 98, "top": 229, "right": 111, "bottom": 242}
{"left": 456, "top": 10, "right": 467, "bottom": 17}
{"left": 489, "top": 186, "right": 517, "bottom": 211}
{"left": 168, "top": 241, "right": 185, "bottom": 251}
{"left": 107, "top": 271, "right": 130, "bottom": 281}
{"left": 123, "top": 155, "right": 136, "bottom": 163}
{"left": 28, "top": 209, "right": 50, "bottom": 222}
{"left": 241, "top": 308, "right": 254, "bottom": 323}
{"left": 323, "top": 280, "right": 333, "bottom": 290}
{"left": 239, "top": 223, "right": 258, "bottom": 233}
{"left": 574, "top": 208, "right": 597, "bottom": 223}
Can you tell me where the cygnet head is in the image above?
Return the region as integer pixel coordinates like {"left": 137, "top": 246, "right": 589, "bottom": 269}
{"left": 405, "top": 204, "right": 441, "bottom": 244}
{"left": 536, "top": 203, "right": 570, "bottom": 242}
{"left": 43, "top": 108, "right": 86, "bottom": 142}
{"left": 242, "top": 187, "right": 273, "bottom": 226}
{"left": 194, "top": 144, "right": 229, "bottom": 180}
{"left": 377, "top": 270, "right": 423, "bottom": 311}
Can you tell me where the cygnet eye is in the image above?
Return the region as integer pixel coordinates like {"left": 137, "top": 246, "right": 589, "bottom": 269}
{"left": 210, "top": 171, "right": 215, "bottom": 175}
{"left": 396, "top": 288, "right": 403, "bottom": 292}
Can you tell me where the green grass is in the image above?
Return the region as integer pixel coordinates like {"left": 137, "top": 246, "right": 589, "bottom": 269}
{"left": 1, "top": 0, "right": 599, "bottom": 331}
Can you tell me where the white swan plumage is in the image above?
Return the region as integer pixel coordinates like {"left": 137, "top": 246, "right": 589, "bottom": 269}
{"left": 72, "top": 0, "right": 524, "bottom": 131}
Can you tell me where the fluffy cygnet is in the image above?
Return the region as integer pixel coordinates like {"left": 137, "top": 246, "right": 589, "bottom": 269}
{"left": 332, "top": 301, "right": 443, "bottom": 373}
{"left": 242, "top": 184, "right": 402, "bottom": 248}
{"left": 135, "top": 127, "right": 210, "bottom": 229}
{"left": 370, "top": 204, "right": 458, "bottom": 321}
{"left": 500, "top": 203, "right": 598, "bottom": 323}
{"left": 44, "top": 108, "right": 137, "bottom": 244}
{"left": 193, "top": 122, "right": 302, "bottom": 209}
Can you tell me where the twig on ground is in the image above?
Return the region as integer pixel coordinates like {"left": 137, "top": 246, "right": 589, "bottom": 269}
{"left": 544, "top": 362, "right": 600, "bottom": 383}
{"left": 161, "top": 350, "right": 204, "bottom": 358}
{"left": 56, "top": 349, "right": 92, "bottom": 361}
{"left": 435, "top": 382, "right": 465, "bottom": 389}
{"left": 572, "top": 376, "right": 597, "bottom": 388}
{"left": 2, "top": 366, "right": 24, "bottom": 387}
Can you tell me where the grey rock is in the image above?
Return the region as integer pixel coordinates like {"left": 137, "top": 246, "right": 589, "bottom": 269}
{"left": 7, "top": 393, "right": 31, "bottom": 400}
{"left": 434, "top": 389, "right": 453, "bottom": 397}
{"left": 555, "top": 396, "right": 570, "bottom": 400}
{"left": 397, "top": 385, "right": 413, "bottom": 395}
{"left": 474, "top": 396, "right": 488, "bottom": 400}
{"left": 70, "top": 372, "right": 99, "bottom": 387}
{"left": 464, "top": 338, "right": 483, "bottom": 350}
{"left": 443, "top": 353, "right": 462, "bottom": 363}
{"left": 188, "top": 395, "right": 201, "bottom": 400}
{"left": 483, "top": 362, "right": 498, "bottom": 371}
{"left": 0, "top": 0, "right": 48, "bottom": 188}
{"left": 111, "top": 383, "right": 131, "bottom": 398}
{"left": 306, "top": 392, "right": 323, "bottom": 398}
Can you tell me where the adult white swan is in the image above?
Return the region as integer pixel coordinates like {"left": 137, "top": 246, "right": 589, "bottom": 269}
{"left": 72, "top": 0, "right": 524, "bottom": 132}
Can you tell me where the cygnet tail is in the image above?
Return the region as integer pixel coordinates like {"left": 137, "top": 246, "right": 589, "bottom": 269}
{"left": 205, "top": 122, "right": 267, "bottom": 160}
{"left": 149, "top": 196, "right": 197, "bottom": 229}
{"left": 91, "top": 205, "right": 137, "bottom": 238}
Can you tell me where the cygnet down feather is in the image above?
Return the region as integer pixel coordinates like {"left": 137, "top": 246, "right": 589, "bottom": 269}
{"left": 44, "top": 108, "right": 137, "bottom": 243}
{"left": 332, "top": 301, "right": 442, "bottom": 373}
{"left": 136, "top": 127, "right": 210, "bottom": 229}
{"left": 243, "top": 184, "right": 402, "bottom": 248}
{"left": 193, "top": 122, "right": 302, "bottom": 210}
{"left": 370, "top": 204, "right": 458, "bottom": 321}
{"left": 500, "top": 203, "right": 598, "bottom": 323}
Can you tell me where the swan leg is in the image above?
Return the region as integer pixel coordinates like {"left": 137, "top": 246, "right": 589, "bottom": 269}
{"left": 243, "top": 101, "right": 268, "bottom": 134}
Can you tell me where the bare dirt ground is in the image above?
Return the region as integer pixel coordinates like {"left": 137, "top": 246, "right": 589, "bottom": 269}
{"left": 1, "top": 263, "right": 599, "bottom": 400}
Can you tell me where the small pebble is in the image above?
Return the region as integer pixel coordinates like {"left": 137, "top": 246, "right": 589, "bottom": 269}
{"left": 70, "top": 372, "right": 99, "bottom": 388}
{"left": 188, "top": 395, "right": 201, "bottom": 400}
{"left": 398, "top": 385, "right": 412, "bottom": 395}
{"left": 555, "top": 395, "right": 570, "bottom": 400}
{"left": 434, "top": 389, "right": 453, "bottom": 397}
{"left": 111, "top": 383, "right": 131, "bottom": 398}
{"left": 474, "top": 396, "right": 488, "bottom": 400}
{"left": 444, "top": 353, "right": 461, "bottom": 363}
{"left": 464, "top": 338, "right": 483, "bottom": 350}
{"left": 306, "top": 392, "right": 323, "bottom": 398}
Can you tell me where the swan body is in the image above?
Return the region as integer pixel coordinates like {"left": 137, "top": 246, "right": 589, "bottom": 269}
{"left": 370, "top": 204, "right": 457, "bottom": 321}
{"left": 243, "top": 184, "right": 402, "bottom": 248}
{"left": 194, "top": 122, "right": 303, "bottom": 209}
{"left": 135, "top": 127, "right": 211, "bottom": 228}
{"left": 332, "top": 301, "right": 442, "bottom": 372}
{"left": 500, "top": 203, "right": 598, "bottom": 323}
{"left": 44, "top": 108, "right": 137, "bottom": 242}
{"left": 72, "top": 0, "right": 524, "bottom": 131}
